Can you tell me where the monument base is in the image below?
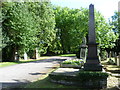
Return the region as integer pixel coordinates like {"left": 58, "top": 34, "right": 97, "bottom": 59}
{"left": 84, "top": 63, "right": 103, "bottom": 71}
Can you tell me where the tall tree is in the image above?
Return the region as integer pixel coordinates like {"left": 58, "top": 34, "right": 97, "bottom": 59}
{"left": 2, "top": 1, "right": 56, "bottom": 61}
{"left": 50, "top": 6, "right": 88, "bottom": 54}
{"left": 2, "top": 2, "right": 37, "bottom": 61}
{"left": 26, "top": 1, "right": 56, "bottom": 55}
{"left": 49, "top": 6, "right": 118, "bottom": 54}
{"left": 95, "top": 11, "right": 118, "bottom": 49}
{"left": 109, "top": 11, "right": 120, "bottom": 54}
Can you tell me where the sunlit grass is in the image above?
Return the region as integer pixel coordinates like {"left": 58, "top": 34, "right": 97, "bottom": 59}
{"left": 23, "top": 72, "right": 81, "bottom": 89}
{"left": 101, "top": 57, "right": 120, "bottom": 74}
{"left": 58, "top": 54, "right": 76, "bottom": 57}
{"left": 0, "top": 56, "right": 49, "bottom": 68}
{"left": 0, "top": 62, "right": 18, "bottom": 67}
{"left": 0, "top": 54, "right": 76, "bottom": 68}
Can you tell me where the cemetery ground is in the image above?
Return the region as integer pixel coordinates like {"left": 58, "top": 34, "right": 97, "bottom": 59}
{"left": 1, "top": 54, "right": 120, "bottom": 89}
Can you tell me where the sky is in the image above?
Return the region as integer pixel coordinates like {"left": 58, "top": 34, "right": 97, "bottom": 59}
{"left": 50, "top": 0, "right": 120, "bottom": 21}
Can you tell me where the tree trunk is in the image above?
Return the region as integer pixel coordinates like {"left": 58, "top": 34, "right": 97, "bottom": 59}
{"left": 10, "top": 45, "right": 19, "bottom": 62}
{"left": 33, "top": 48, "right": 39, "bottom": 59}
{"left": 2, "top": 45, "right": 19, "bottom": 62}
{"left": 10, "top": 45, "right": 16, "bottom": 62}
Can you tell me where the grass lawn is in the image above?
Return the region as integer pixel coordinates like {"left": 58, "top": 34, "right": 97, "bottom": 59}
{"left": 22, "top": 70, "right": 82, "bottom": 89}
{"left": 58, "top": 54, "right": 76, "bottom": 57}
{"left": 101, "top": 58, "right": 120, "bottom": 75}
{"left": 0, "top": 54, "right": 76, "bottom": 68}
{"left": 0, "top": 56, "right": 49, "bottom": 68}
{"left": 23, "top": 75, "right": 79, "bottom": 88}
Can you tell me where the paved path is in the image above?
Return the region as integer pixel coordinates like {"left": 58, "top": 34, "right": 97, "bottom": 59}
{"left": 0, "top": 56, "right": 75, "bottom": 89}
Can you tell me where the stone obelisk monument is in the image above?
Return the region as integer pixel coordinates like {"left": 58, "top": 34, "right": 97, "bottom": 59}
{"left": 84, "top": 4, "right": 102, "bottom": 71}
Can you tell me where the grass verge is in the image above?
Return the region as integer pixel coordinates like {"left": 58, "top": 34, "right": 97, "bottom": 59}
{"left": 0, "top": 56, "right": 49, "bottom": 68}
{"left": 58, "top": 54, "right": 76, "bottom": 57}
{"left": 0, "top": 54, "right": 76, "bottom": 68}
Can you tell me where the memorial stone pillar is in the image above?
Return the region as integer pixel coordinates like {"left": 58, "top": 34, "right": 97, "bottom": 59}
{"left": 84, "top": 4, "right": 102, "bottom": 71}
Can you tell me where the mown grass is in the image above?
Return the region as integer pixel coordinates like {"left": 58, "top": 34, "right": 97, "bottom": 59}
{"left": 22, "top": 73, "right": 82, "bottom": 89}
{"left": 0, "top": 54, "right": 76, "bottom": 68}
{"left": 0, "top": 56, "right": 49, "bottom": 68}
{"left": 58, "top": 54, "right": 76, "bottom": 57}
{"left": 101, "top": 57, "right": 120, "bottom": 74}
{"left": 24, "top": 76, "right": 77, "bottom": 88}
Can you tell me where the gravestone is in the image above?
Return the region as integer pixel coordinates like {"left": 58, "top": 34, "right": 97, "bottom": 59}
{"left": 109, "top": 51, "right": 112, "bottom": 59}
{"left": 15, "top": 51, "right": 19, "bottom": 61}
{"left": 80, "top": 37, "right": 87, "bottom": 60}
{"left": 24, "top": 52, "right": 28, "bottom": 60}
{"left": 84, "top": 4, "right": 102, "bottom": 71}
{"left": 114, "top": 52, "right": 117, "bottom": 64}
{"left": 117, "top": 53, "right": 120, "bottom": 66}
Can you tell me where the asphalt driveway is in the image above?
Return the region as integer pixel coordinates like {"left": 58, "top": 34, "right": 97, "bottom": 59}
{"left": 0, "top": 56, "right": 75, "bottom": 89}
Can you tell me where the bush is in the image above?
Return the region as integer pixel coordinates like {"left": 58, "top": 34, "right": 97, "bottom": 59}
{"left": 107, "top": 59, "right": 116, "bottom": 65}
{"left": 49, "top": 70, "right": 109, "bottom": 82}
{"left": 100, "top": 51, "right": 108, "bottom": 60}
{"left": 78, "top": 71, "right": 109, "bottom": 80}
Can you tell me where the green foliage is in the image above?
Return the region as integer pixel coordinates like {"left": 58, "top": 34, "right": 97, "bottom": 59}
{"left": 100, "top": 50, "right": 108, "bottom": 60}
{"left": 26, "top": 1, "right": 56, "bottom": 54}
{"left": 49, "top": 6, "right": 89, "bottom": 53}
{"left": 2, "top": 1, "right": 56, "bottom": 61}
{"left": 95, "top": 11, "right": 118, "bottom": 49}
{"left": 2, "top": 2, "right": 37, "bottom": 51}
{"left": 2, "top": 2, "right": 118, "bottom": 61}
{"left": 110, "top": 11, "right": 120, "bottom": 54}
{"left": 49, "top": 71, "right": 109, "bottom": 82}
{"left": 49, "top": 6, "right": 118, "bottom": 54}
{"left": 111, "top": 11, "right": 119, "bottom": 33}
{"left": 107, "top": 59, "right": 116, "bottom": 65}
{"left": 78, "top": 71, "right": 109, "bottom": 80}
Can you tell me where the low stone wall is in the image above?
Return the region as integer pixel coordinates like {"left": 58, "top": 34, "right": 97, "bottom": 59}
{"left": 49, "top": 68, "right": 108, "bottom": 89}
{"left": 50, "top": 74, "right": 107, "bottom": 89}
